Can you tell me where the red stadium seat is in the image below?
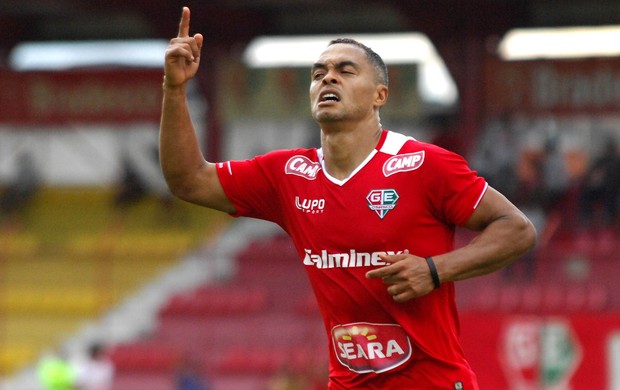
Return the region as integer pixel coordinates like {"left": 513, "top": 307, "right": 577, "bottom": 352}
{"left": 159, "top": 286, "right": 269, "bottom": 317}
{"left": 110, "top": 342, "right": 182, "bottom": 373}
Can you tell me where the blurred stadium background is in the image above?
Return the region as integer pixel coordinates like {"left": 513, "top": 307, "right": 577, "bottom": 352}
{"left": 1, "top": 1, "right": 620, "bottom": 389}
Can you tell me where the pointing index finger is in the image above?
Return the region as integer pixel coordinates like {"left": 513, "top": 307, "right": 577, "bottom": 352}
{"left": 365, "top": 251, "right": 410, "bottom": 279}
{"left": 178, "top": 6, "right": 191, "bottom": 38}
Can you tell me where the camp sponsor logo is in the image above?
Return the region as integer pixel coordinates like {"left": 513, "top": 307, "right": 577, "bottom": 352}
{"left": 332, "top": 322, "right": 412, "bottom": 373}
{"left": 285, "top": 155, "right": 321, "bottom": 180}
{"left": 366, "top": 189, "right": 399, "bottom": 219}
{"left": 382, "top": 151, "right": 425, "bottom": 177}
{"left": 302, "top": 249, "right": 405, "bottom": 269}
{"left": 295, "top": 196, "right": 325, "bottom": 214}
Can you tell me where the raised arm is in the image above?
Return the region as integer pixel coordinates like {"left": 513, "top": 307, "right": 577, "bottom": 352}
{"left": 159, "top": 7, "right": 235, "bottom": 213}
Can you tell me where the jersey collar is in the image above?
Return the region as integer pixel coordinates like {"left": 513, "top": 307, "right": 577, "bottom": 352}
{"left": 316, "top": 129, "right": 389, "bottom": 186}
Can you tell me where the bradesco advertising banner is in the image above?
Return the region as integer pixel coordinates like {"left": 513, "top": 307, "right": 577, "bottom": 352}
{"left": 484, "top": 57, "right": 620, "bottom": 116}
{"left": 460, "top": 313, "right": 620, "bottom": 390}
{"left": 0, "top": 69, "right": 163, "bottom": 125}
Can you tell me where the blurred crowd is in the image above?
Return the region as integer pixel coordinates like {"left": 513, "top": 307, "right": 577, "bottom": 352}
{"left": 37, "top": 343, "right": 114, "bottom": 390}
{"left": 0, "top": 152, "right": 41, "bottom": 230}
{"left": 470, "top": 116, "right": 620, "bottom": 281}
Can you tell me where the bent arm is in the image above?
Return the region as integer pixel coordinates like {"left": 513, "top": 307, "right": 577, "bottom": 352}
{"left": 159, "top": 7, "right": 235, "bottom": 214}
{"left": 434, "top": 186, "right": 537, "bottom": 282}
{"left": 159, "top": 85, "right": 235, "bottom": 213}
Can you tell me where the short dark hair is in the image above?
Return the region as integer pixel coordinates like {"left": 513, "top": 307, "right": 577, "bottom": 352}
{"left": 88, "top": 343, "right": 104, "bottom": 358}
{"left": 328, "top": 38, "right": 389, "bottom": 86}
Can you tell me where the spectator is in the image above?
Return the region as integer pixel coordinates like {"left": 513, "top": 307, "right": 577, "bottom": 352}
{"left": 112, "top": 155, "right": 149, "bottom": 209}
{"left": 112, "top": 145, "right": 179, "bottom": 225}
{"left": 0, "top": 151, "right": 41, "bottom": 228}
{"left": 267, "top": 366, "right": 308, "bottom": 390}
{"left": 175, "top": 355, "right": 210, "bottom": 390}
{"left": 37, "top": 349, "right": 76, "bottom": 390}
{"left": 471, "top": 115, "right": 519, "bottom": 201}
{"left": 504, "top": 135, "right": 570, "bottom": 281}
{"left": 538, "top": 136, "right": 570, "bottom": 213}
{"left": 578, "top": 137, "right": 620, "bottom": 229}
{"left": 72, "top": 343, "right": 115, "bottom": 390}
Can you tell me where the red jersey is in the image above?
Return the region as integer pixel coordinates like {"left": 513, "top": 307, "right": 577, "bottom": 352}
{"left": 217, "top": 130, "right": 487, "bottom": 389}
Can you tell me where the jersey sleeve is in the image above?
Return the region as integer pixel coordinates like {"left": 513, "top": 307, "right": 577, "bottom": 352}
{"left": 215, "top": 153, "right": 283, "bottom": 223}
{"left": 424, "top": 145, "right": 488, "bottom": 226}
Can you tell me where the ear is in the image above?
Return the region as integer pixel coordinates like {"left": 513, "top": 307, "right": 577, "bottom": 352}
{"left": 374, "top": 84, "right": 388, "bottom": 109}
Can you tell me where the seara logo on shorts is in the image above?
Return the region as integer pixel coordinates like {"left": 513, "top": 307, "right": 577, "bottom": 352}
{"left": 285, "top": 155, "right": 321, "bottom": 180}
{"left": 332, "top": 322, "right": 412, "bottom": 374}
{"left": 382, "top": 151, "right": 425, "bottom": 177}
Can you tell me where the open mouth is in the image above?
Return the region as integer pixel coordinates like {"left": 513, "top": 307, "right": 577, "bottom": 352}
{"left": 320, "top": 93, "right": 340, "bottom": 102}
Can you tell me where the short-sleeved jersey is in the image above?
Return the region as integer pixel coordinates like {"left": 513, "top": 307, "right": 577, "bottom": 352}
{"left": 216, "top": 130, "right": 487, "bottom": 389}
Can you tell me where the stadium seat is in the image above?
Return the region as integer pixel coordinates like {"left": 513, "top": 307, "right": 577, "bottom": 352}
{"left": 159, "top": 286, "right": 269, "bottom": 317}
{"left": 520, "top": 285, "right": 542, "bottom": 312}
{"left": 217, "top": 345, "right": 289, "bottom": 375}
{"left": 112, "top": 373, "right": 175, "bottom": 390}
{"left": 110, "top": 342, "right": 182, "bottom": 373}
{"left": 498, "top": 285, "right": 521, "bottom": 312}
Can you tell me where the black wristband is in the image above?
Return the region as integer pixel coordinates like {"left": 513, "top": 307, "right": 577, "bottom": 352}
{"left": 425, "top": 256, "right": 441, "bottom": 289}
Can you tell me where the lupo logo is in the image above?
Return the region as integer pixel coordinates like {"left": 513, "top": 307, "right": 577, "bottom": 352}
{"left": 295, "top": 196, "right": 325, "bottom": 214}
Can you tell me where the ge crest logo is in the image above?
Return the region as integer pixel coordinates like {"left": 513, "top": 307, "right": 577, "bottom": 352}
{"left": 366, "top": 189, "right": 399, "bottom": 219}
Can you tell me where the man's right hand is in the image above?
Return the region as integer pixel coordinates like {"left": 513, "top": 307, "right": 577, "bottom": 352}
{"left": 163, "top": 7, "right": 204, "bottom": 88}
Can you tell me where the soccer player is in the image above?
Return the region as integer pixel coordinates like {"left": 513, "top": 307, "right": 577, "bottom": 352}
{"left": 160, "top": 7, "right": 537, "bottom": 389}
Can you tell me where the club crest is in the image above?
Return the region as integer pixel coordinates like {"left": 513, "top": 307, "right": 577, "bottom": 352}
{"left": 366, "top": 189, "right": 399, "bottom": 219}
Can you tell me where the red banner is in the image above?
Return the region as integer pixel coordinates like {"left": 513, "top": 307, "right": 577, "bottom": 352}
{"left": 460, "top": 312, "right": 620, "bottom": 390}
{"left": 484, "top": 57, "right": 620, "bottom": 116}
{"left": 0, "top": 69, "right": 163, "bottom": 125}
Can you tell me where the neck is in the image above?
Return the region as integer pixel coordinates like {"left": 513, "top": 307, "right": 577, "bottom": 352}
{"left": 320, "top": 122, "right": 383, "bottom": 180}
